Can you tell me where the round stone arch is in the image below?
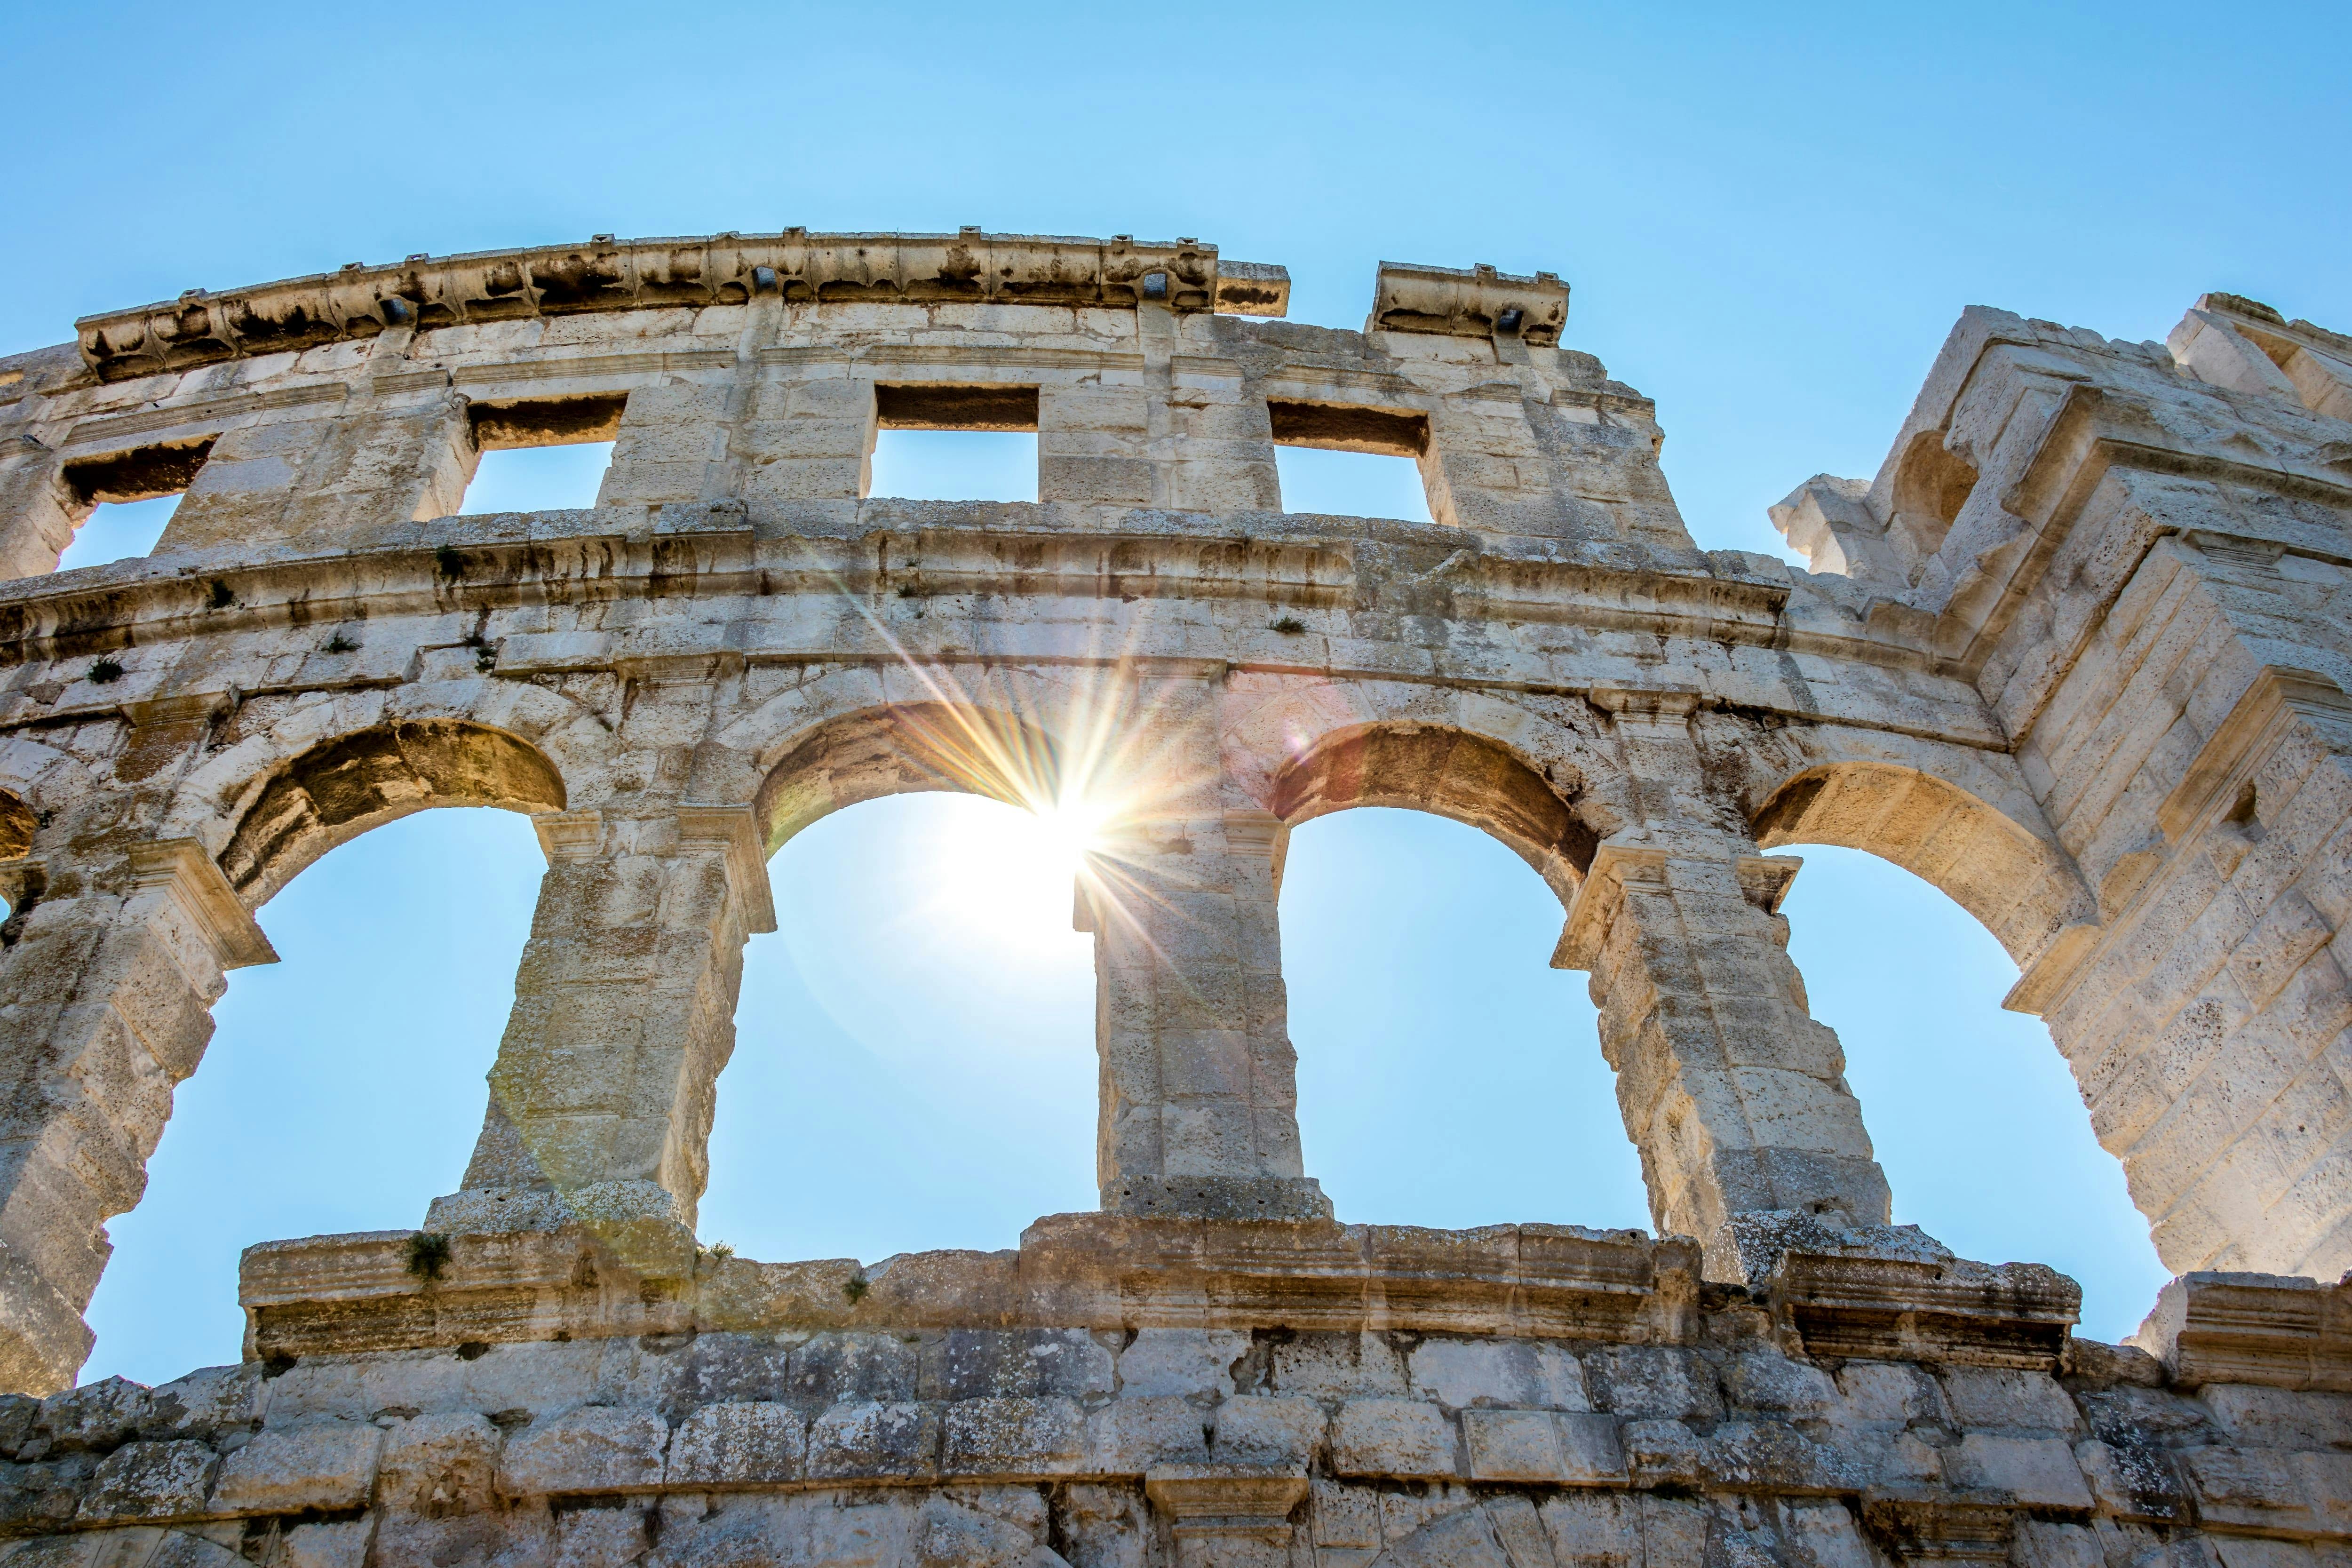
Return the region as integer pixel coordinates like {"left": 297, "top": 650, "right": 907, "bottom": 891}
{"left": 751, "top": 700, "right": 1077, "bottom": 852}
{"left": 212, "top": 719, "right": 569, "bottom": 906}
{"left": 1739, "top": 748, "right": 2096, "bottom": 980}
{"left": 0, "top": 734, "right": 112, "bottom": 918}
{"left": 166, "top": 674, "right": 617, "bottom": 907}
{"left": 1266, "top": 721, "right": 1599, "bottom": 908}
{"left": 0, "top": 733, "right": 98, "bottom": 840}
{"left": 1219, "top": 675, "right": 1613, "bottom": 904}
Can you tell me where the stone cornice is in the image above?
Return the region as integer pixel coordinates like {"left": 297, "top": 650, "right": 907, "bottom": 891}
{"left": 72, "top": 231, "right": 1290, "bottom": 382}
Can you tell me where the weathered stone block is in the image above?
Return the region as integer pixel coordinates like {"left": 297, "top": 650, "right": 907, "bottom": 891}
{"left": 282, "top": 1518, "right": 373, "bottom": 1568}
{"left": 941, "top": 1397, "right": 1085, "bottom": 1477}
{"left": 1208, "top": 1396, "right": 1324, "bottom": 1467}
{"left": 1332, "top": 1399, "right": 1457, "bottom": 1479}
{"left": 1118, "top": 1329, "right": 1247, "bottom": 1398}
{"left": 79, "top": 1441, "right": 217, "bottom": 1521}
{"left": 1944, "top": 1433, "right": 2093, "bottom": 1510}
{"left": 1409, "top": 1340, "right": 1588, "bottom": 1411}
{"left": 806, "top": 1401, "right": 941, "bottom": 1481}
{"left": 376, "top": 1412, "right": 501, "bottom": 1517}
{"left": 664, "top": 1401, "right": 805, "bottom": 1487}
{"left": 496, "top": 1407, "right": 667, "bottom": 1496}
{"left": 210, "top": 1420, "right": 382, "bottom": 1513}
{"left": 1085, "top": 1395, "right": 1204, "bottom": 1472}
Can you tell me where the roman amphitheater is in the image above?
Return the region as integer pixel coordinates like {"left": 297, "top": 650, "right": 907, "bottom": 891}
{"left": 0, "top": 231, "right": 2345, "bottom": 1568}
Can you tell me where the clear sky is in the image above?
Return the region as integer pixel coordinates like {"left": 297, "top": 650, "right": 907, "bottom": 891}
{"left": 5, "top": 0, "right": 2347, "bottom": 1379}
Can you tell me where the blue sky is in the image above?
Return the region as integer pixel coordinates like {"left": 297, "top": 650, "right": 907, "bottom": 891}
{"left": 5, "top": 0, "right": 2347, "bottom": 1378}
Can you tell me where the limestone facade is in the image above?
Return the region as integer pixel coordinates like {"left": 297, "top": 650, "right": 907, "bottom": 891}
{"left": 0, "top": 234, "right": 2345, "bottom": 1566}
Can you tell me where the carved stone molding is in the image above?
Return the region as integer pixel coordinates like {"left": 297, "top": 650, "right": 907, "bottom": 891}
{"left": 1144, "top": 1465, "right": 1309, "bottom": 1550}
{"left": 529, "top": 805, "right": 777, "bottom": 934}
{"left": 2132, "top": 1270, "right": 2352, "bottom": 1392}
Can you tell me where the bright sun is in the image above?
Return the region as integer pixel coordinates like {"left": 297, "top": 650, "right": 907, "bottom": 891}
{"left": 923, "top": 794, "right": 1112, "bottom": 950}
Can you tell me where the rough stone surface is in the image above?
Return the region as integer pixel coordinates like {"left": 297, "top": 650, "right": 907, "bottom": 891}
{"left": 0, "top": 235, "right": 2349, "bottom": 1564}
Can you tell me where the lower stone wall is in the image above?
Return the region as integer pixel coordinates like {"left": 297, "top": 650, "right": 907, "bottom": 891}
{"left": 1, "top": 1222, "right": 2348, "bottom": 1568}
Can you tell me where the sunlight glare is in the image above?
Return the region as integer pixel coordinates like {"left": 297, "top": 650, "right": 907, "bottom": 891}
{"left": 923, "top": 793, "right": 1111, "bottom": 951}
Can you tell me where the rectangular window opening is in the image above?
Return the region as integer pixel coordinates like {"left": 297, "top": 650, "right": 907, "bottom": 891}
{"left": 461, "top": 394, "right": 624, "bottom": 515}
{"left": 870, "top": 383, "right": 1041, "bottom": 504}
{"left": 1268, "top": 399, "right": 1433, "bottom": 524}
{"left": 57, "top": 438, "right": 214, "bottom": 570}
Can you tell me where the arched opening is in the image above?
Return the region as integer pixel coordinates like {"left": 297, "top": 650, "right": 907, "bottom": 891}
{"left": 1750, "top": 764, "right": 2163, "bottom": 1339}
{"left": 0, "top": 788, "right": 32, "bottom": 932}
{"left": 755, "top": 701, "right": 1064, "bottom": 848}
{"left": 1268, "top": 725, "right": 1642, "bottom": 1226}
{"left": 76, "top": 723, "right": 567, "bottom": 1383}
{"left": 1280, "top": 807, "right": 1647, "bottom": 1228}
{"left": 1774, "top": 847, "right": 2167, "bottom": 1339}
{"left": 1752, "top": 762, "right": 2086, "bottom": 971}
{"left": 1270, "top": 725, "right": 1598, "bottom": 899}
{"left": 702, "top": 704, "right": 1095, "bottom": 1260}
{"left": 81, "top": 808, "right": 546, "bottom": 1384}
{"left": 1886, "top": 428, "right": 1979, "bottom": 563}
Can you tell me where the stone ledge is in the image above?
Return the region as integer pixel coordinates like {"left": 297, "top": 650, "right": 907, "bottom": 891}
{"left": 239, "top": 1216, "right": 1703, "bottom": 1361}
{"left": 2132, "top": 1271, "right": 2352, "bottom": 1392}
{"left": 1768, "top": 1248, "right": 2081, "bottom": 1371}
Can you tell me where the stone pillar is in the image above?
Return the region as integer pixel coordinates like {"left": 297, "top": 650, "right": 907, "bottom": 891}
{"left": 1039, "top": 378, "right": 1154, "bottom": 509}
{"left": 1418, "top": 387, "right": 1581, "bottom": 540}
{"left": 597, "top": 378, "right": 740, "bottom": 509}
{"left": 1149, "top": 309, "right": 1280, "bottom": 514}
{"left": 733, "top": 363, "right": 875, "bottom": 516}
{"left": 1082, "top": 676, "right": 1326, "bottom": 1220}
{"left": 429, "top": 804, "right": 774, "bottom": 1268}
{"left": 159, "top": 342, "right": 476, "bottom": 551}
{"left": 1561, "top": 692, "right": 1891, "bottom": 1281}
{"left": 0, "top": 839, "right": 275, "bottom": 1393}
{"left": 0, "top": 437, "right": 80, "bottom": 580}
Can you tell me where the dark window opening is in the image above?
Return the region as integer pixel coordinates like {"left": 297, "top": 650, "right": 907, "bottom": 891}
{"left": 467, "top": 394, "right": 628, "bottom": 451}
{"left": 460, "top": 394, "right": 623, "bottom": 515}
{"left": 1267, "top": 399, "right": 1429, "bottom": 458}
{"left": 61, "top": 438, "right": 215, "bottom": 509}
{"left": 56, "top": 439, "right": 215, "bottom": 571}
{"left": 875, "top": 383, "right": 1040, "bottom": 432}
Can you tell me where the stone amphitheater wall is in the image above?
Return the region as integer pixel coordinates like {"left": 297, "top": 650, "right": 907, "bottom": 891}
{"left": 0, "top": 236, "right": 2346, "bottom": 1567}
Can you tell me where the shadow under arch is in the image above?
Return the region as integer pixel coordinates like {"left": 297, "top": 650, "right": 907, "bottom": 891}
{"left": 1268, "top": 724, "right": 1597, "bottom": 904}
{"left": 755, "top": 701, "right": 1068, "bottom": 851}
{"left": 1749, "top": 761, "right": 2091, "bottom": 977}
{"left": 219, "top": 720, "right": 568, "bottom": 904}
{"left": 0, "top": 789, "right": 32, "bottom": 863}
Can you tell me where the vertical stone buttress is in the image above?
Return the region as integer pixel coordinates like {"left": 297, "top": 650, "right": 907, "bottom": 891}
{"left": 2019, "top": 525, "right": 2352, "bottom": 1278}
{"left": 1562, "top": 691, "right": 1891, "bottom": 1281}
{"left": 1083, "top": 669, "right": 1327, "bottom": 1220}
{"left": 0, "top": 839, "right": 274, "bottom": 1393}
{"left": 1927, "top": 306, "right": 2352, "bottom": 1280}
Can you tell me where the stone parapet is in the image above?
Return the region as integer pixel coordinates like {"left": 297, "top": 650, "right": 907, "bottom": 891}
{"left": 0, "top": 1220, "right": 2339, "bottom": 1568}
{"left": 237, "top": 1215, "right": 1701, "bottom": 1361}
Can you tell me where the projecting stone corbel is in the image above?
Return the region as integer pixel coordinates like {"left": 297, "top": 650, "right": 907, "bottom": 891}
{"left": 1551, "top": 844, "right": 1794, "bottom": 968}
{"left": 1552, "top": 841, "right": 1670, "bottom": 970}
{"left": 1144, "top": 1465, "right": 1310, "bottom": 1564}
{"left": 675, "top": 803, "right": 779, "bottom": 934}
{"left": 127, "top": 838, "right": 277, "bottom": 970}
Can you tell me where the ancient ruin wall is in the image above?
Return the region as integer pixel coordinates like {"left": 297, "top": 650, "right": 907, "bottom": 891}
{"left": 0, "top": 235, "right": 2346, "bottom": 1568}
